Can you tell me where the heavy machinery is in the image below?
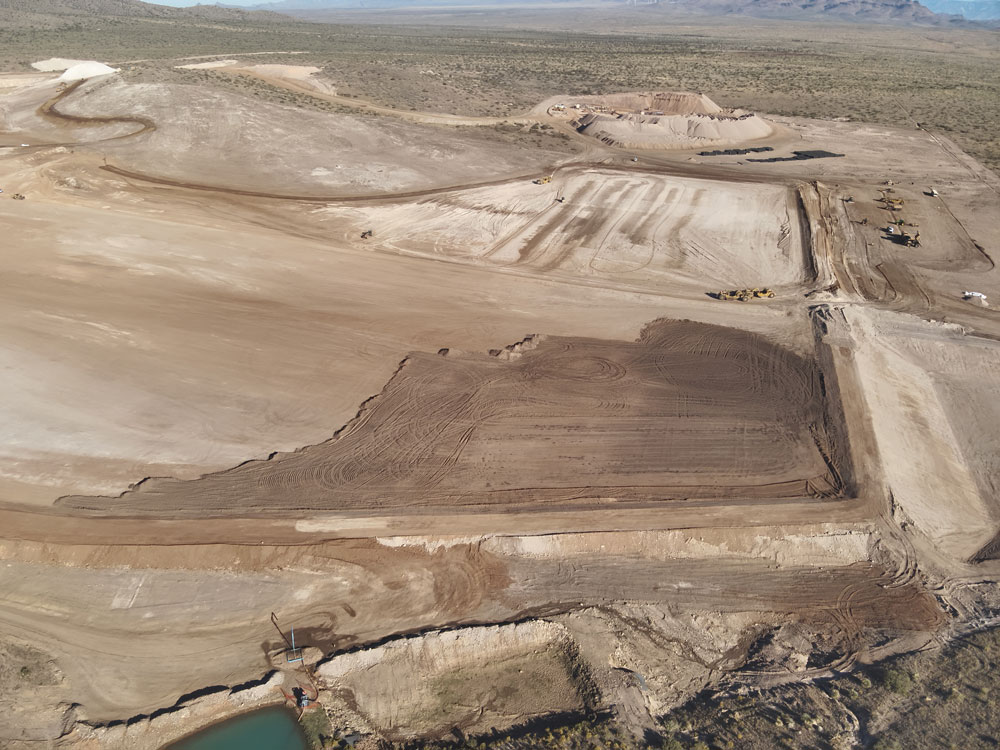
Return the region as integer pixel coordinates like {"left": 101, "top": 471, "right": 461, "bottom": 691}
{"left": 11, "top": 193, "right": 25, "bottom": 200}
{"left": 360, "top": 229, "right": 373, "bottom": 239}
{"left": 716, "top": 288, "right": 774, "bottom": 301}
{"left": 902, "top": 231, "right": 920, "bottom": 248}
{"left": 533, "top": 175, "right": 553, "bottom": 185}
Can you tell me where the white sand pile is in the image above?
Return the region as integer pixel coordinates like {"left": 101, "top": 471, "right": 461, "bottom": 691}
{"left": 569, "top": 91, "right": 773, "bottom": 150}
{"left": 175, "top": 60, "right": 238, "bottom": 70}
{"left": 31, "top": 58, "right": 92, "bottom": 72}
{"left": 58, "top": 62, "right": 119, "bottom": 81}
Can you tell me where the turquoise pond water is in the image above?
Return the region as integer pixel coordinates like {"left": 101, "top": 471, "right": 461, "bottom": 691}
{"left": 164, "top": 706, "right": 307, "bottom": 750}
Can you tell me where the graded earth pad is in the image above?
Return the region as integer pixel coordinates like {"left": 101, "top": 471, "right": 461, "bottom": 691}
{"left": 60, "top": 319, "right": 843, "bottom": 516}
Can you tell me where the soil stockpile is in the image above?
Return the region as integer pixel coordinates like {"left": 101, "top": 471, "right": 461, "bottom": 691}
{"left": 574, "top": 110, "right": 773, "bottom": 150}
{"left": 60, "top": 319, "right": 843, "bottom": 516}
{"left": 566, "top": 92, "right": 773, "bottom": 149}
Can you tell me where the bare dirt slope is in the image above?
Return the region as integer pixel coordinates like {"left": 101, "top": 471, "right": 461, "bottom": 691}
{"left": 336, "top": 169, "right": 809, "bottom": 290}
{"left": 60, "top": 319, "right": 841, "bottom": 515}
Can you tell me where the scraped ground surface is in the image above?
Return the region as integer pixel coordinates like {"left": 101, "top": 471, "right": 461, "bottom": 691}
{"left": 336, "top": 169, "right": 808, "bottom": 289}
{"left": 60, "top": 320, "right": 839, "bottom": 515}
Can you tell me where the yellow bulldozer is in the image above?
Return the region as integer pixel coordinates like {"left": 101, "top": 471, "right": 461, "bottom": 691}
{"left": 533, "top": 175, "right": 553, "bottom": 185}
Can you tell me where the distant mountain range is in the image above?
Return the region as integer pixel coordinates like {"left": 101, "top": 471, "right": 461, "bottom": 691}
{"left": 0, "top": 0, "right": 286, "bottom": 22}
{"left": 919, "top": 0, "right": 1000, "bottom": 17}
{"left": 235, "top": 0, "right": 976, "bottom": 25}
{"left": 0, "top": 0, "right": 986, "bottom": 26}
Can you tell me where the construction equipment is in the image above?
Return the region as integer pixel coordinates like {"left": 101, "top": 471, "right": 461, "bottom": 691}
{"left": 533, "top": 175, "right": 553, "bottom": 185}
{"left": 360, "top": 229, "right": 373, "bottom": 239}
{"left": 11, "top": 193, "right": 25, "bottom": 200}
{"left": 902, "top": 231, "right": 920, "bottom": 248}
{"left": 716, "top": 288, "right": 774, "bottom": 301}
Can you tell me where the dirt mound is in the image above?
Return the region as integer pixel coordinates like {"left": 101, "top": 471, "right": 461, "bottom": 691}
{"left": 562, "top": 91, "right": 772, "bottom": 149}
{"left": 59, "top": 319, "right": 844, "bottom": 516}
{"left": 574, "top": 110, "right": 772, "bottom": 150}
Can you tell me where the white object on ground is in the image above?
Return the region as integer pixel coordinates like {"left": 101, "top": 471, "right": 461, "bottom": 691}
{"left": 58, "top": 62, "right": 119, "bottom": 81}
{"left": 175, "top": 60, "right": 238, "bottom": 70}
{"left": 32, "top": 58, "right": 92, "bottom": 72}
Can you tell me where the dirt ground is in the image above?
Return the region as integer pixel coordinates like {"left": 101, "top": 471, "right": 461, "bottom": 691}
{"left": 1, "top": 62, "right": 999, "bottom": 750}
{"left": 59, "top": 319, "right": 840, "bottom": 515}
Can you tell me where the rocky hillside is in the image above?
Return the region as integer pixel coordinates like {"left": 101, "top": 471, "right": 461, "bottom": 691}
{"left": 254, "top": 0, "right": 972, "bottom": 25}
{"left": 699, "top": 0, "right": 967, "bottom": 23}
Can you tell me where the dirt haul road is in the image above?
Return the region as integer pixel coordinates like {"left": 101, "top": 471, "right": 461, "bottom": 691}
{"left": 1, "top": 70, "right": 999, "bottom": 749}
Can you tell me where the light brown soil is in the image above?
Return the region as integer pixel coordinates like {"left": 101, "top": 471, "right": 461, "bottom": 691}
{"left": 1, "top": 64, "right": 999, "bottom": 750}
{"left": 59, "top": 319, "right": 840, "bottom": 516}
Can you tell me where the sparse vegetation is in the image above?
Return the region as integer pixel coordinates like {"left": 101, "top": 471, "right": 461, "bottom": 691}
{"left": 0, "top": 15, "right": 997, "bottom": 170}
{"left": 300, "top": 707, "right": 336, "bottom": 750}
{"left": 384, "top": 626, "right": 1000, "bottom": 750}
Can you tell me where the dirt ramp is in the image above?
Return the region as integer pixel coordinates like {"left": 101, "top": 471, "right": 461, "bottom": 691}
{"left": 59, "top": 319, "right": 843, "bottom": 516}
{"left": 316, "top": 621, "right": 587, "bottom": 739}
